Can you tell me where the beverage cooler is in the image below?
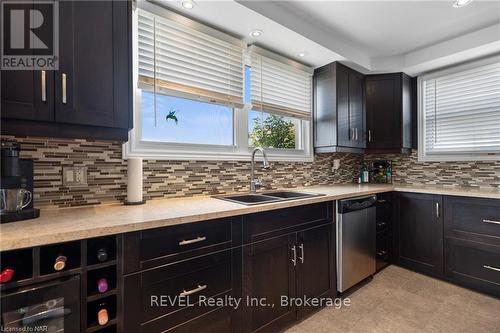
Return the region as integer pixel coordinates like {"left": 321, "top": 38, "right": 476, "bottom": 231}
{"left": 0, "top": 235, "right": 120, "bottom": 333}
{"left": 1, "top": 276, "right": 81, "bottom": 331}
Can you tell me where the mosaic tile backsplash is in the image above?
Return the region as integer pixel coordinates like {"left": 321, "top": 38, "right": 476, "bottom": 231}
{"left": 365, "top": 151, "right": 500, "bottom": 189}
{"left": 2, "top": 136, "right": 361, "bottom": 208}
{"left": 3, "top": 136, "right": 498, "bottom": 208}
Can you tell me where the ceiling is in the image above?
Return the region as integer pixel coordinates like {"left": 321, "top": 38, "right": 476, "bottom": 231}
{"left": 257, "top": 1, "right": 500, "bottom": 58}
{"left": 156, "top": 0, "right": 345, "bottom": 67}
{"left": 157, "top": 0, "right": 500, "bottom": 75}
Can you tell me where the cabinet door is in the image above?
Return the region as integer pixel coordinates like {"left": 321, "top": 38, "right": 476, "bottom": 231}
{"left": 56, "top": 0, "right": 129, "bottom": 128}
{"left": 366, "top": 75, "right": 400, "bottom": 149}
{"left": 296, "top": 224, "right": 335, "bottom": 319}
{"left": 397, "top": 192, "right": 443, "bottom": 277}
{"left": 336, "top": 66, "right": 351, "bottom": 147}
{"left": 348, "top": 71, "right": 365, "bottom": 148}
{"left": 1, "top": 1, "right": 54, "bottom": 121}
{"left": 242, "top": 234, "right": 296, "bottom": 333}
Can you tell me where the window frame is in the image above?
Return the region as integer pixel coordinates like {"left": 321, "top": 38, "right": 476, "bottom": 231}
{"left": 124, "top": 4, "right": 313, "bottom": 162}
{"left": 418, "top": 55, "right": 500, "bottom": 162}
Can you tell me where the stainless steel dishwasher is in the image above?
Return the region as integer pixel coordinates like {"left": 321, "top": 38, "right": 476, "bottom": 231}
{"left": 337, "top": 195, "right": 377, "bottom": 292}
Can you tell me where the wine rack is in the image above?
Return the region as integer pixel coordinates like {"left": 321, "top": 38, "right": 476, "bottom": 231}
{"left": 84, "top": 235, "right": 119, "bottom": 333}
{"left": 1, "top": 235, "right": 122, "bottom": 332}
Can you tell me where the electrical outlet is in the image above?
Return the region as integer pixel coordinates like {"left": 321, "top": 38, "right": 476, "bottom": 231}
{"left": 332, "top": 159, "right": 341, "bottom": 171}
{"left": 62, "top": 166, "right": 88, "bottom": 186}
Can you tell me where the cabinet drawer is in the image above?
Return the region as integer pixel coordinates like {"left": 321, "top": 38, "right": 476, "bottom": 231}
{"left": 444, "top": 196, "right": 500, "bottom": 242}
{"left": 242, "top": 202, "right": 331, "bottom": 243}
{"left": 124, "top": 250, "right": 233, "bottom": 333}
{"left": 164, "top": 307, "right": 232, "bottom": 333}
{"left": 445, "top": 237, "right": 500, "bottom": 297}
{"left": 123, "top": 217, "right": 234, "bottom": 272}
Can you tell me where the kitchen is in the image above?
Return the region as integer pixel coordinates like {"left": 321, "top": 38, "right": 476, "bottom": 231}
{"left": 1, "top": 0, "right": 500, "bottom": 332}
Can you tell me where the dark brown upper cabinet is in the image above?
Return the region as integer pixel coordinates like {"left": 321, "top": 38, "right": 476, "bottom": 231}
{"left": 1, "top": 0, "right": 132, "bottom": 141}
{"left": 365, "top": 73, "right": 413, "bottom": 153}
{"left": 313, "top": 62, "right": 366, "bottom": 154}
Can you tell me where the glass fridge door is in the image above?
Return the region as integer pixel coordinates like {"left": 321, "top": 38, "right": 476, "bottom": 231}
{"left": 1, "top": 275, "right": 80, "bottom": 332}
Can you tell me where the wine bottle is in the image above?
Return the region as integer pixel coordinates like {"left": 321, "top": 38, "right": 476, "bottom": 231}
{"left": 97, "top": 276, "right": 109, "bottom": 293}
{"left": 97, "top": 302, "right": 109, "bottom": 326}
{"left": 0, "top": 268, "right": 15, "bottom": 283}
{"left": 96, "top": 248, "right": 108, "bottom": 262}
{"left": 53, "top": 255, "right": 67, "bottom": 271}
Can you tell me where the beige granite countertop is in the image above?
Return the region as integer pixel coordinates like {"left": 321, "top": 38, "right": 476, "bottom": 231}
{"left": 1, "top": 184, "right": 499, "bottom": 251}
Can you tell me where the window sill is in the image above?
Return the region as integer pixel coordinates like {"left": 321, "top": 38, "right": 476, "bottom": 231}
{"left": 123, "top": 142, "right": 314, "bottom": 162}
{"left": 418, "top": 152, "right": 500, "bottom": 162}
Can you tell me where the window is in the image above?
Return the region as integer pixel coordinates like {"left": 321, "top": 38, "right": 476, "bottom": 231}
{"left": 125, "top": 3, "right": 313, "bottom": 161}
{"left": 418, "top": 56, "right": 500, "bottom": 161}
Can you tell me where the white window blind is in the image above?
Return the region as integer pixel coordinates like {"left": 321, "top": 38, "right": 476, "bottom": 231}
{"left": 420, "top": 58, "right": 500, "bottom": 159}
{"left": 137, "top": 8, "right": 245, "bottom": 107}
{"left": 249, "top": 45, "right": 313, "bottom": 119}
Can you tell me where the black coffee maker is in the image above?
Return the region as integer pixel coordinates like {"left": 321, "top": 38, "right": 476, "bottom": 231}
{"left": 1, "top": 139, "right": 40, "bottom": 223}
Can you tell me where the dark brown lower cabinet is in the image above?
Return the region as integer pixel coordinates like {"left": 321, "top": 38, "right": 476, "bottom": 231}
{"left": 445, "top": 237, "right": 500, "bottom": 297}
{"left": 296, "top": 225, "right": 336, "bottom": 319}
{"left": 242, "top": 224, "right": 335, "bottom": 333}
{"left": 164, "top": 307, "right": 233, "bottom": 333}
{"left": 396, "top": 192, "right": 444, "bottom": 277}
{"left": 242, "top": 234, "right": 297, "bottom": 333}
{"left": 123, "top": 250, "right": 237, "bottom": 333}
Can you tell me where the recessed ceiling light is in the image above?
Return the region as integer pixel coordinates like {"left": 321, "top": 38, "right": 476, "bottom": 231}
{"left": 181, "top": 0, "right": 195, "bottom": 9}
{"left": 453, "top": 0, "right": 473, "bottom": 8}
{"left": 249, "top": 30, "right": 263, "bottom": 38}
{"left": 298, "top": 52, "right": 307, "bottom": 58}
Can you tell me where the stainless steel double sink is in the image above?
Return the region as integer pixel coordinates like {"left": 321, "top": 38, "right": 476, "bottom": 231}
{"left": 214, "top": 191, "right": 324, "bottom": 205}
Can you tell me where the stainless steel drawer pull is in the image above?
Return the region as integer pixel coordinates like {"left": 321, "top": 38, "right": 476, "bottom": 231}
{"left": 482, "top": 219, "right": 500, "bottom": 225}
{"left": 435, "top": 202, "right": 440, "bottom": 219}
{"left": 484, "top": 265, "right": 500, "bottom": 272}
{"left": 291, "top": 245, "right": 297, "bottom": 266}
{"left": 368, "top": 130, "right": 372, "bottom": 142}
{"left": 41, "top": 70, "right": 46, "bottom": 102}
{"left": 355, "top": 128, "right": 358, "bottom": 141}
{"left": 180, "top": 284, "right": 207, "bottom": 297}
{"left": 61, "top": 73, "right": 67, "bottom": 104}
{"left": 298, "top": 243, "right": 305, "bottom": 264}
{"left": 179, "top": 236, "right": 206, "bottom": 246}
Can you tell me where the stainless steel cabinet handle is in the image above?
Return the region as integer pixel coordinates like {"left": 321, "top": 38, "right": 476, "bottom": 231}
{"left": 61, "top": 73, "right": 67, "bottom": 104}
{"left": 179, "top": 284, "right": 207, "bottom": 296}
{"left": 291, "top": 245, "right": 297, "bottom": 266}
{"left": 368, "top": 130, "right": 372, "bottom": 142}
{"left": 179, "top": 236, "right": 206, "bottom": 246}
{"left": 435, "top": 202, "right": 440, "bottom": 219}
{"left": 484, "top": 265, "right": 500, "bottom": 272}
{"left": 483, "top": 219, "right": 500, "bottom": 225}
{"left": 350, "top": 128, "right": 354, "bottom": 141}
{"left": 355, "top": 128, "right": 358, "bottom": 141}
{"left": 41, "top": 70, "right": 46, "bottom": 102}
{"left": 298, "top": 243, "right": 304, "bottom": 264}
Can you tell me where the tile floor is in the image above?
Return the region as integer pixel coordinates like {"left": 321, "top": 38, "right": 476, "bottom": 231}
{"left": 285, "top": 265, "right": 500, "bottom": 333}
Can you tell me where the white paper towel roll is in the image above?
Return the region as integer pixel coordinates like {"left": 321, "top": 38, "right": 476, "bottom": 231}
{"left": 127, "top": 157, "right": 143, "bottom": 203}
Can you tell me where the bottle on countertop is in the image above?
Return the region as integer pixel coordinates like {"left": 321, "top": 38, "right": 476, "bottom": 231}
{"left": 363, "top": 167, "right": 370, "bottom": 183}
{"left": 97, "top": 302, "right": 109, "bottom": 326}
{"left": 96, "top": 248, "right": 108, "bottom": 263}
{"left": 360, "top": 164, "right": 370, "bottom": 183}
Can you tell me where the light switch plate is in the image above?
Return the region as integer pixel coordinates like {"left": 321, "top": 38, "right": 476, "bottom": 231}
{"left": 62, "top": 166, "right": 88, "bottom": 186}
